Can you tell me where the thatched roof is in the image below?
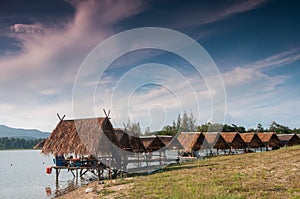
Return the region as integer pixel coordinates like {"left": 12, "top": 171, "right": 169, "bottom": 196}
{"left": 157, "top": 135, "right": 172, "bottom": 145}
{"left": 221, "top": 132, "right": 247, "bottom": 149}
{"left": 140, "top": 136, "right": 166, "bottom": 152}
{"left": 257, "top": 132, "right": 281, "bottom": 148}
{"left": 33, "top": 139, "right": 47, "bottom": 149}
{"left": 203, "top": 132, "right": 229, "bottom": 150}
{"left": 239, "top": 133, "right": 264, "bottom": 148}
{"left": 277, "top": 134, "right": 300, "bottom": 146}
{"left": 130, "top": 136, "right": 146, "bottom": 153}
{"left": 41, "top": 117, "right": 117, "bottom": 155}
{"left": 114, "top": 128, "right": 132, "bottom": 151}
{"left": 157, "top": 135, "right": 184, "bottom": 150}
{"left": 177, "top": 132, "right": 208, "bottom": 152}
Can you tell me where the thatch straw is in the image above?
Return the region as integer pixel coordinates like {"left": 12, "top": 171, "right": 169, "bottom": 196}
{"left": 140, "top": 136, "right": 166, "bottom": 152}
{"left": 203, "top": 132, "right": 229, "bottom": 150}
{"left": 130, "top": 136, "right": 146, "bottom": 153}
{"left": 33, "top": 139, "right": 47, "bottom": 149}
{"left": 257, "top": 132, "right": 281, "bottom": 148}
{"left": 41, "top": 117, "right": 117, "bottom": 156}
{"left": 114, "top": 128, "right": 132, "bottom": 151}
{"left": 177, "top": 132, "right": 208, "bottom": 152}
{"left": 221, "top": 132, "right": 247, "bottom": 149}
{"left": 239, "top": 133, "right": 264, "bottom": 148}
{"left": 277, "top": 134, "right": 300, "bottom": 147}
{"left": 157, "top": 135, "right": 184, "bottom": 150}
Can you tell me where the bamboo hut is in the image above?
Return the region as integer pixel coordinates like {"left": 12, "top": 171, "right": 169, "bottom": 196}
{"left": 257, "top": 132, "right": 281, "bottom": 150}
{"left": 203, "top": 132, "right": 229, "bottom": 150}
{"left": 130, "top": 136, "right": 146, "bottom": 153}
{"left": 140, "top": 136, "right": 166, "bottom": 153}
{"left": 220, "top": 132, "right": 247, "bottom": 151}
{"left": 157, "top": 135, "right": 184, "bottom": 150}
{"left": 114, "top": 128, "right": 132, "bottom": 151}
{"left": 42, "top": 117, "right": 118, "bottom": 156}
{"left": 277, "top": 134, "right": 300, "bottom": 147}
{"left": 239, "top": 133, "right": 264, "bottom": 149}
{"left": 177, "top": 132, "right": 208, "bottom": 154}
{"left": 157, "top": 135, "right": 172, "bottom": 145}
{"left": 41, "top": 117, "right": 122, "bottom": 180}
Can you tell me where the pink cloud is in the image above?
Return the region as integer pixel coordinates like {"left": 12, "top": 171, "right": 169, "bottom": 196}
{"left": 0, "top": 0, "right": 145, "bottom": 130}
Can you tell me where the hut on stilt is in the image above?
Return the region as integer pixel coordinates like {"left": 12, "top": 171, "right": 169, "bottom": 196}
{"left": 203, "top": 132, "right": 230, "bottom": 155}
{"left": 41, "top": 117, "right": 121, "bottom": 180}
{"left": 157, "top": 135, "right": 184, "bottom": 150}
{"left": 220, "top": 132, "right": 247, "bottom": 154}
{"left": 177, "top": 132, "right": 209, "bottom": 157}
{"left": 114, "top": 128, "right": 132, "bottom": 152}
{"left": 257, "top": 132, "right": 281, "bottom": 150}
{"left": 239, "top": 133, "right": 264, "bottom": 152}
{"left": 140, "top": 136, "right": 166, "bottom": 153}
{"left": 277, "top": 134, "right": 300, "bottom": 147}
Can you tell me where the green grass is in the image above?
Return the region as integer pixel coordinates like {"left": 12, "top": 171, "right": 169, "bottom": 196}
{"left": 99, "top": 146, "right": 300, "bottom": 198}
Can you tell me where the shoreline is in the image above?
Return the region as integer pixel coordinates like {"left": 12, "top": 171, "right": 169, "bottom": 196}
{"left": 55, "top": 178, "right": 134, "bottom": 199}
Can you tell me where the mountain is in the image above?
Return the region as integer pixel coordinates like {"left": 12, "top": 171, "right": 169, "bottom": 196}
{"left": 0, "top": 125, "right": 50, "bottom": 140}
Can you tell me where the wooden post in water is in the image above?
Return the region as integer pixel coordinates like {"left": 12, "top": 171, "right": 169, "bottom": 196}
{"left": 55, "top": 168, "right": 60, "bottom": 182}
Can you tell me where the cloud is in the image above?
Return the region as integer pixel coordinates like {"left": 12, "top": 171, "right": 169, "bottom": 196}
{"left": 223, "top": 66, "right": 286, "bottom": 92}
{"left": 221, "top": 49, "right": 300, "bottom": 128}
{"left": 251, "top": 49, "right": 300, "bottom": 71}
{"left": 10, "top": 23, "right": 45, "bottom": 34}
{"left": 222, "top": 49, "right": 300, "bottom": 90}
{"left": 152, "top": 0, "right": 267, "bottom": 28}
{"left": 0, "top": 0, "right": 145, "bottom": 131}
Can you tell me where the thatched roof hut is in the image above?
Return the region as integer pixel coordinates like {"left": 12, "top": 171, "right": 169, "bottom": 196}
{"left": 33, "top": 139, "right": 47, "bottom": 149}
{"left": 114, "top": 128, "right": 132, "bottom": 151}
{"left": 203, "top": 132, "right": 229, "bottom": 150}
{"left": 157, "top": 135, "right": 172, "bottom": 145}
{"left": 257, "top": 132, "right": 281, "bottom": 148}
{"left": 140, "top": 136, "right": 166, "bottom": 153}
{"left": 130, "top": 136, "right": 146, "bottom": 153}
{"left": 157, "top": 135, "right": 184, "bottom": 150}
{"left": 221, "top": 132, "right": 247, "bottom": 149}
{"left": 177, "top": 132, "right": 208, "bottom": 152}
{"left": 41, "top": 117, "right": 118, "bottom": 156}
{"left": 277, "top": 134, "right": 300, "bottom": 147}
{"left": 239, "top": 133, "right": 264, "bottom": 148}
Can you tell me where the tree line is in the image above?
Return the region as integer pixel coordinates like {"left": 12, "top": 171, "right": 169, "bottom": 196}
{"left": 0, "top": 137, "right": 44, "bottom": 150}
{"left": 152, "top": 112, "right": 300, "bottom": 136}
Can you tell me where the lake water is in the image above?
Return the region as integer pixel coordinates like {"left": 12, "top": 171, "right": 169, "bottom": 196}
{"left": 0, "top": 150, "right": 91, "bottom": 199}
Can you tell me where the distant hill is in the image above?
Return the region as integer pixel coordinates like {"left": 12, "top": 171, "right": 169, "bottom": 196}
{"left": 0, "top": 125, "right": 50, "bottom": 140}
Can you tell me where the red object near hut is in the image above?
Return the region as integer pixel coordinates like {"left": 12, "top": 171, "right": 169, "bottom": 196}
{"left": 46, "top": 166, "right": 52, "bottom": 174}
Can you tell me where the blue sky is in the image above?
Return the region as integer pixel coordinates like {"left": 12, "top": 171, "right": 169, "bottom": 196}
{"left": 0, "top": 0, "right": 300, "bottom": 132}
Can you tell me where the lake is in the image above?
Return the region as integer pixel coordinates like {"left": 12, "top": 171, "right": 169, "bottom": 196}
{"left": 0, "top": 150, "right": 91, "bottom": 199}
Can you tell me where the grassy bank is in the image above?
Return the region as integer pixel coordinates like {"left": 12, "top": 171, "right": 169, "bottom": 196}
{"left": 59, "top": 146, "right": 300, "bottom": 199}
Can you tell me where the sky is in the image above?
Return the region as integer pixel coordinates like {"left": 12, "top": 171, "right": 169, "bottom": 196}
{"left": 0, "top": 0, "right": 300, "bottom": 132}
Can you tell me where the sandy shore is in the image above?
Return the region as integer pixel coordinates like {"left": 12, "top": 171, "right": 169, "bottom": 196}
{"left": 56, "top": 178, "right": 134, "bottom": 199}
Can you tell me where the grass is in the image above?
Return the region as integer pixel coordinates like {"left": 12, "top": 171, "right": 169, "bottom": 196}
{"left": 63, "top": 146, "right": 300, "bottom": 198}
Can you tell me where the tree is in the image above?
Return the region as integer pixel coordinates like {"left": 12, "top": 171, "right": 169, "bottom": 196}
{"left": 176, "top": 114, "right": 181, "bottom": 131}
{"left": 126, "top": 120, "right": 142, "bottom": 136}
{"left": 144, "top": 126, "right": 151, "bottom": 135}
{"left": 269, "top": 121, "right": 291, "bottom": 134}
{"left": 188, "top": 112, "right": 196, "bottom": 131}
{"left": 256, "top": 123, "right": 264, "bottom": 132}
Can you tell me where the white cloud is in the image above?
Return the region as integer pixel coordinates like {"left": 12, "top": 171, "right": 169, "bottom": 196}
{"left": 221, "top": 49, "right": 300, "bottom": 128}
{"left": 163, "top": 0, "right": 267, "bottom": 28}
{"left": 0, "top": 0, "right": 145, "bottom": 131}
{"left": 251, "top": 49, "right": 300, "bottom": 71}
